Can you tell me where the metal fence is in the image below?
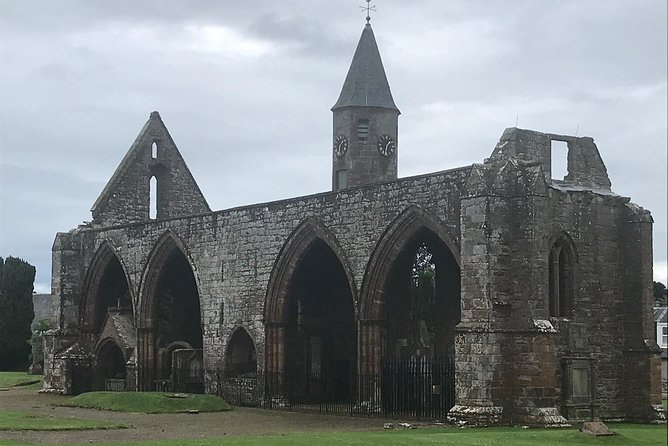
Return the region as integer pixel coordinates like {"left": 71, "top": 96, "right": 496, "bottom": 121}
{"left": 215, "top": 361, "right": 455, "bottom": 420}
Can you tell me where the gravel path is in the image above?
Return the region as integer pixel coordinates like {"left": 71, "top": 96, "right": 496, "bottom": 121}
{"left": 0, "top": 387, "right": 389, "bottom": 444}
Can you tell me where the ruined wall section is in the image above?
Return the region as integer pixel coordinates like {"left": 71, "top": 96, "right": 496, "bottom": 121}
{"left": 617, "top": 203, "right": 661, "bottom": 419}
{"left": 90, "top": 112, "right": 210, "bottom": 227}
{"left": 541, "top": 185, "right": 658, "bottom": 420}
{"left": 453, "top": 127, "right": 654, "bottom": 423}
{"left": 64, "top": 167, "right": 470, "bottom": 389}
{"left": 491, "top": 128, "right": 611, "bottom": 190}
{"left": 454, "top": 156, "right": 564, "bottom": 425}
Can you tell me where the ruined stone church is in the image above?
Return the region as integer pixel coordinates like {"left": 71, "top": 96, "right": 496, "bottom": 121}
{"left": 43, "top": 20, "right": 663, "bottom": 424}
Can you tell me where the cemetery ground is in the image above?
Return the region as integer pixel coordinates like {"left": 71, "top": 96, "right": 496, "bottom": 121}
{"left": 0, "top": 374, "right": 666, "bottom": 446}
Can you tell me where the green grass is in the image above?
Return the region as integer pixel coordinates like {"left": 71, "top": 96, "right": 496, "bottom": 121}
{"left": 60, "top": 424, "right": 668, "bottom": 446}
{"left": 0, "top": 372, "right": 40, "bottom": 390}
{"left": 0, "top": 410, "right": 126, "bottom": 431}
{"left": 61, "top": 391, "right": 232, "bottom": 413}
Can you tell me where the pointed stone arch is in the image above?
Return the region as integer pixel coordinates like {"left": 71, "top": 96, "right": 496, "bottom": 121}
{"left": 548, "top": 231, "right": 578, "bottom": 318}
{"left": 264, "top": 218, "right": 357, "bottom": 324}
{"left": 80, "top": 241, "right": 133, "bottom": 336}
{"left": 94, "top": 337, "right": 127, "bottom": 391}
{"left": 137, "top": 231, "right": 202, "bottom": 329}
{"left": 264, "top": 218, "right": 358, "bottom": 403}
{"left": 224, "top": 326, "right": 258, "bottom": 377}
{"left": 360, "top": 206, "right": 460, "bottom": 321}
{"left": 358, "top": 206, "right": 461, "bottom": 377}
{"left": 136, "top": 230, "right": 204, "bottom": 390}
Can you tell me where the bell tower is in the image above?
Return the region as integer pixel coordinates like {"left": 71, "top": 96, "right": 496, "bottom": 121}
{"left": 331, "top": 18, "right": 400, "bottom": 191}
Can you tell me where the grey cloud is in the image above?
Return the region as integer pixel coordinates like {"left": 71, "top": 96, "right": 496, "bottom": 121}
{"left": 0, "top": 0, "right": 666, "bottom": 291}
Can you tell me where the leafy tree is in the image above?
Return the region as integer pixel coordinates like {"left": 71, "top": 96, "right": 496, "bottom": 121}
{"left": 410, "top": 244, "right": 436, "bottom": 349}
{"left": 654, "top": 281, "right": 667, "bottom": 306}
{"left": 0, "top": 256, "right": 36, "bottom": 370}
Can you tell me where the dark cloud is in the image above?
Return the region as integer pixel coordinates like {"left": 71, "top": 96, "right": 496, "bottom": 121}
{"left": 0, "top": 0, "right": 666, "bottom": 290}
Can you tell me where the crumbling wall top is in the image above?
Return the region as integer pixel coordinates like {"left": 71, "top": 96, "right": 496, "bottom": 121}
{"left": 490, "top": 128, "right": 611, "bottom": 191}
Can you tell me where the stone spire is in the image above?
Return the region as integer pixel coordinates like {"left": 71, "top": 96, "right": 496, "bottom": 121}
{"left": 332, "top": 23, "right": 399, "bottom": 112}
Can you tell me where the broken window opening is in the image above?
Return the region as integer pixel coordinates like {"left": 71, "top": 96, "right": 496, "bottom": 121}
{"left": 151, "top": 141, "right": 158, "bottom": 159}
{"left": 149, "top": 176, "right": 157, "bottom": 219}
{"left": 551, "top": 140, "right": 569, "bottom": 181}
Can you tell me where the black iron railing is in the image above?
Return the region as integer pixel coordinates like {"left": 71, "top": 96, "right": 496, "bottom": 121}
{"left": 214, "top": 360, "right": 455, "bottom": 420}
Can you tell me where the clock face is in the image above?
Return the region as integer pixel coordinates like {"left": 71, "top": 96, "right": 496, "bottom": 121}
{"left": 334, "top": 134, "right": 348, "bottom": 157}
{"left": 377, "top": 134, "right": 395, "bottom": 157}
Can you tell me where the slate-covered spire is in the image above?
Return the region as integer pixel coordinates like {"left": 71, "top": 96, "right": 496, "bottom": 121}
{"left": 332, "top": 23, "right": 399, "bottom": 112}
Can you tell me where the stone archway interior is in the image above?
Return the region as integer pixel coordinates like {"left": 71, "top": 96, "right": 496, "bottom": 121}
{"left": 384, "top": 229, "right": 460, "bottom": 363}
{"left": 379, "top": 227, "right": 460, "bottom": 414}
{"left": 97, "top": 341, "right": 126, "bottom": 390}
{"left": 225, "top": 330, "right": 257, "bottom": 377}
{"left": 284, "top": 239, "right": 356, "bottom": 403}
{"left": 93, "top": 255, "right": 131, "bottom": 333}
{"left": 153, "top": 248, "right": 203, "bottom": 384}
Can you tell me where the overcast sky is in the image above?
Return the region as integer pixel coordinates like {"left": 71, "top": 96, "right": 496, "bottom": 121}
{"left": 1, "top": 0, "right": 666, "bottom": 294}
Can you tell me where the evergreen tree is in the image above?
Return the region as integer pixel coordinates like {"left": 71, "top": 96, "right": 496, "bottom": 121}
{"left": 0, "top": 256, "right": 36, "bottom": 370}
{"left": 654, "top": 281, "right": 667, "bottom": 306}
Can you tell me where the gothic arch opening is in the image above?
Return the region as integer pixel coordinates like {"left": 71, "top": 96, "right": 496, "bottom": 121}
{"left": 225, "top": 328, "right": 257, "bottom": 378}
{"left": 81, "top": 244, "right": 132, "bottom": 335}
{"left": 265, "top": 222, "right": 357, "bottom": 404}
{"left": 549, "top": 235, "right": 576, "bottom": 318}
{"left": 383, "top": 236, "right": 460, "bottom": 363}
{"left": 138, "top": 235, "right": 204, "bottom": 392}
{"left": 360, "top": 209, "right": 460, "bottom": 414}
{"left": 96, "top": 340, "right": 126, "bottom": 391}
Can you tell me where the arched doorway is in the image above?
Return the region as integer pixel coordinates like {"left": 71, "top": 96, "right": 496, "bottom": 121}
{"left": 265, "top": 220, "right": 357, "bottom": 404}
{"left": 225, "top": 329, "right": 257, "bottom": 377}
{"left": 384, "top": 233, "right": 460, "bottom": 363}
{"left": 81, "top": 243, "right": 132, "bottom": 337}
{"left": 138, "top": 233, "right": 204, "bottom": 392}
{"left": 96, "top": 340, "right": 126, "bottom": 391}
{"left": 80, "top": 243, "right": 133, "bottom": 392}
{"left": 360, "top": 207, "right": 460, "bottom": 415}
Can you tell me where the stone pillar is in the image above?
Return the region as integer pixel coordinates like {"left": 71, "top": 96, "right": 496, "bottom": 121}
{"left": 137, "top": 328, "right": 156, "bottom": 391}
{"left": 358, "top": 320, "right": 382, "bottom": 409}
{"left": 450, "top": 175, "right": 504, "bottom": 423}
{"left": 451, "top": 158, "right": 567, "bottom": 426}
{"left": 51, "top": 233, "right": 82, "bottom": 331}
{"left": 620, "top": 208, "right": 664, "bottom": 421}
{"left": 264, "top": 322, "right": 286, "bottom": 401}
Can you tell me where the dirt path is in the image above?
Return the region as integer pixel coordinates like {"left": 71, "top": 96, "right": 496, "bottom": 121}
{"left": 0, "top": 387, "right": 390, "bottom": 444}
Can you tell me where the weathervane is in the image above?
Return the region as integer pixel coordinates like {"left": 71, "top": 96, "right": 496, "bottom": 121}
{"left": 361, "top": 0, "right": 376, "bottom": 24}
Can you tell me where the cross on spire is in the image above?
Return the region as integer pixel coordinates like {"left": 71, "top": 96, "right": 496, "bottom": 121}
{"left": 361, "top": 0, "right": 376, "bottom": 24}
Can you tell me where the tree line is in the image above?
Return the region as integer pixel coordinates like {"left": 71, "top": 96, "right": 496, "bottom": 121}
{"left": 0, "top": 257, "right": 35, "bottom": 371}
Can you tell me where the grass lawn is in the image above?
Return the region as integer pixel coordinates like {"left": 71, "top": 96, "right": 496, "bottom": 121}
{"left": 61, "top": 391, "right": 232, "bottom": 413}
{"left": 0, "top": 373, "right": 40, "bottom": 390}
{"left": 60, "top": 424, "right": 667, "bottom": 446}
{"left": 0, "top": 410, "right": 126, "bottom": 431}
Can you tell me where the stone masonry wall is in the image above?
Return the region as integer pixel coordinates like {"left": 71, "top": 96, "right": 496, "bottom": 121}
{"left": 55, "top": 167, "right": 470, "bottom": 382}
{"left": 47, "top": 126, "right": 660, "bottom": 423}
{"left": 91, "top": 112, "right": 210, "bottom": 226}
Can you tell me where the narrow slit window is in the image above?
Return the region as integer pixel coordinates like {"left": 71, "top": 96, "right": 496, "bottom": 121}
{"left": 149, "top": 176, "right": 157, "bottom": 219}
{"left": 336, "top": 169, "right": 348, "bottom": 189}
{"left": 151, "top": 141, "right": 158, "bottom": 159}
{"left": 357, "top": 119, "right": 369, "bottom": 143}
{"left": 551, "top": 140, "right": 568, "bottom": 181}
{"left": 549, "top": 237, "right": 575, "bottom": 317}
